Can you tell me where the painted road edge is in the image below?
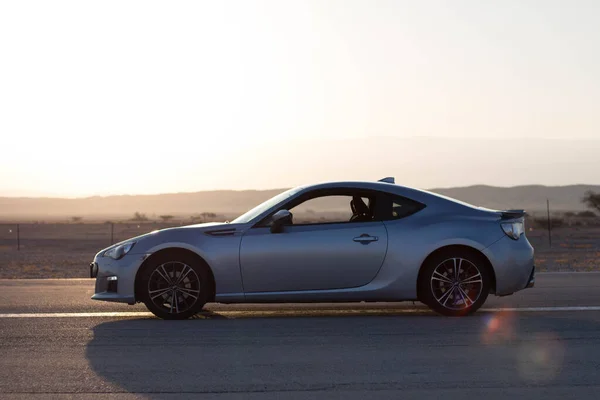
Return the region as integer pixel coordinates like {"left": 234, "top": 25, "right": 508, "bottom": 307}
{"left": 2, "top": 306, "right": 600, "bottom": 318}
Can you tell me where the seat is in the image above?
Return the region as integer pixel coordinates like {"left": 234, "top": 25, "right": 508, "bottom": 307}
{"left": 350, "top": 196, "right": 372, "bottom": 222}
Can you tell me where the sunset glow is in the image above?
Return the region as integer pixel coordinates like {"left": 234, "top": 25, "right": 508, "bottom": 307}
{"left": 1, "top": 1, "right": 599, "bottom": 197}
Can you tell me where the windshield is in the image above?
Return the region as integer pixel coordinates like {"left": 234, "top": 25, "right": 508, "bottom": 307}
{"left": 231, "top": 187, "right": 302, "bottom": 224}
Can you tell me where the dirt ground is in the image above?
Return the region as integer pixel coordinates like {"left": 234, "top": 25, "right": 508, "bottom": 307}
{"left": 0, "top": 222, "right": 598, "bottom": 279}
{"left": 0, "top": 222, "right": 175, "bottom": 279}
{"left": 526, "top": 226, "right": 600, "bottom": 272}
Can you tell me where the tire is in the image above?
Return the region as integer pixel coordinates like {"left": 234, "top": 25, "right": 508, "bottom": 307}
{"left": 138, "top": 251, "right": 211, "bottom": 320}
{"left": 418, "top": 249, "right": 491, "bottom": 316}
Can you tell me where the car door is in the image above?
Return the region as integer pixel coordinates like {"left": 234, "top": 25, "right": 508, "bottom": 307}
{"left": 239, "top": 191, "right": 388, "bottom": 293}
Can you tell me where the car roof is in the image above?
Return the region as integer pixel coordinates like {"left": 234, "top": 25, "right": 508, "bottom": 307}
{"left": 296, "top": 180, "right": 484, "bottom": 211}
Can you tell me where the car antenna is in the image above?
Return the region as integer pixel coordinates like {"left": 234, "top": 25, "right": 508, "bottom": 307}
{"left": 378, "top": 177, "right": 395, "bottom": 184}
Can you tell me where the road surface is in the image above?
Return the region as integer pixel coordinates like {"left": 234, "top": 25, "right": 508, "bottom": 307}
{"left": 1, "top": 273, "right": 600, "bottom": 399}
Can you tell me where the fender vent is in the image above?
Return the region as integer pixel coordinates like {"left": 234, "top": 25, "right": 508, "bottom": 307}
{"left": 204, "top": 229, "right": 237, "bottom": 237}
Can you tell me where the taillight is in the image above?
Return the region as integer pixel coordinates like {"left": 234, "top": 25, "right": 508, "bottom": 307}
{"left": 501, "top": 221, "right": 524, "bottom": 240}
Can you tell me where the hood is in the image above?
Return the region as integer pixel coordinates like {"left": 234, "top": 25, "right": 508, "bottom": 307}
{"left": 158, "top": 221, "right": 236, "bottom": 232}
{"left": 95, "top": 222, "right": 241, "bottom": 258}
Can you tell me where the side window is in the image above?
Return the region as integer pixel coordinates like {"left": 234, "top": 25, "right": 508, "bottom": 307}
{"left": 289, "top": 195, "right": 374, "bottom": 225}
{"left": 389, "top": 195, "right": 425, "bottom": 220}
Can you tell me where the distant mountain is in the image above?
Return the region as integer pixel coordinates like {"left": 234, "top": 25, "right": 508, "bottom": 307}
{"left": 0, "top": 184, "right": 597, "bottom": 220}
{"left": 430, "top": 184, "right": 600, "bottom": 214}
{"left": 0, "top": 190, "right": 284, "bottom": 220}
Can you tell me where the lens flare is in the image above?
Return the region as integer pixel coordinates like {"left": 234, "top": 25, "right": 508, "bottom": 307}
{"left": 517, "top": 332, "right": 564, "bottom": 383}
{"left": 481, "top": 310, "right": 517, "bottom": 345}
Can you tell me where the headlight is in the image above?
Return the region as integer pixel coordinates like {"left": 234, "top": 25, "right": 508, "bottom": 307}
{"left": 501, "top": 221, "right": 524, "bottom": 240}
{"left": 103, "top": 242, "right": 136, "bottom": 260}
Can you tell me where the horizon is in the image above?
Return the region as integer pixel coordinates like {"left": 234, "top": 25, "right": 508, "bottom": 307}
{"left": 2, "top": 135, "right": 600, "bottom": 198}
{"left": 2, "top": 181, "right": 599, "bottom": 200}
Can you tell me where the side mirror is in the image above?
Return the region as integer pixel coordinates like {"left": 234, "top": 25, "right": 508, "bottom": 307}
{"left": 270, "top": 210, "right": 293, "bottom": 233}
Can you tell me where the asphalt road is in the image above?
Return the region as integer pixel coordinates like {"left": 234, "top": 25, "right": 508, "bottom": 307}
{"left": 1, "top": 273, "right": 600, "bottom": 399}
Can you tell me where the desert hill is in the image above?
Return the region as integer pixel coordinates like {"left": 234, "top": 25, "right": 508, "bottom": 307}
{"left": 0, "top": 184, "right": 597, "bottom": 221}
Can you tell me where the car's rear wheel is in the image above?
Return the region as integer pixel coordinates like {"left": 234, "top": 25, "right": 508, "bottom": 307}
{"left": 419, "top": 250, "right": 491, "bottom": 316}
{"left": 138, "top": 252, "right": 210, "bottom": 320}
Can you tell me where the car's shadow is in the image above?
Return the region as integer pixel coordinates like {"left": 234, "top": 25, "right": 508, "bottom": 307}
{"left": 85, "top": 309, "right": 600, "bottom": 399}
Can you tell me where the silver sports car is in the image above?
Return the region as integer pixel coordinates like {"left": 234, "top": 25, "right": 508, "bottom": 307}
{"left": 90, "top": 177, "right": 535, "bottom": 319}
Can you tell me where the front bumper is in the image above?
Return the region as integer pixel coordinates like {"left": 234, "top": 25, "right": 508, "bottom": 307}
{"left": 89, "top": 253, "right": 149, "bottom": 305}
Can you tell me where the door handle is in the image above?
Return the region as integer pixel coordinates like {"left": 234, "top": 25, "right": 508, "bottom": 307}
{"left": 353, "top": 234, "right": 379, "bottom": 244}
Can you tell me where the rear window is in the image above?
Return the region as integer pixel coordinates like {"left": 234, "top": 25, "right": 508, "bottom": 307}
{"left": 389, "top": 195, "right": 425, "bottom": 220}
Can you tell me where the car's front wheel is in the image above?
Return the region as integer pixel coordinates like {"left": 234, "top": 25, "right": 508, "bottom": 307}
{"left": 419, "top": 250, "right": 491, "bottom": 316}
{"left": 138, "top": 252, "right": 211, "bottom": 320}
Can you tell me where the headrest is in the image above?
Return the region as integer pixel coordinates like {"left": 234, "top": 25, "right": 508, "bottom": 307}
{"left": 351, "top": 196, "right": 369, "bottom": 215}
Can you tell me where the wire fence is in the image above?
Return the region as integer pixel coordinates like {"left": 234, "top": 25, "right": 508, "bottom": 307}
{"left": 0, "top": 222, "right": 183, "bottom": 253}
{"left": 0, "top": 222, "right": 190, "bottom": 278}
{"left": 0, "top": 219, "right": 598, "bottom": 278}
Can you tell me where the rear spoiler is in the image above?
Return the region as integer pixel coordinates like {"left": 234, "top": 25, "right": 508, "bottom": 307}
{"left": 500, "top": 209, "right": 526, "bottom": 220}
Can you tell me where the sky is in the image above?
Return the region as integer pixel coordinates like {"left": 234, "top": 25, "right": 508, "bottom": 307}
{"left": 1, "top": 0, "right": 599, "bottom": 197}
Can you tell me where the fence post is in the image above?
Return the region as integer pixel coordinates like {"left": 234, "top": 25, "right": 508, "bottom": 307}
{"left": 16, "top": 224, "right": 20, "bottom": 251}
{"left": 546, "top": 199, "right": 552, "bottom": 247}
{"left": 110, "top": 223, "right": 114, "bottom": 245}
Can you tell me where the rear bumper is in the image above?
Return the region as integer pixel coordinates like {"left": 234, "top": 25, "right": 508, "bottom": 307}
{"left": 526, "top": 265, "right": 535, "bottom": 288}
{"left": 482, "top": 235, "right": 535, "bottom": 296}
